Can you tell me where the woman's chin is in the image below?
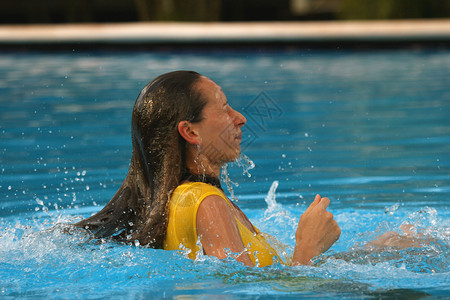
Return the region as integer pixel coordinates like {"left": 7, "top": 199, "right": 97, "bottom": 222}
{"left": 231, "top": 149, "right": 242, "bottom": 161}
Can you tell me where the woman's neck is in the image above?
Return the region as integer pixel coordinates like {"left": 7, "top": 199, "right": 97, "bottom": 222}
{"left": 185, "top": 149, "right": 222, "bottom": 178}
{"left": 181, "top": 170, "right": 223, "bottom": 190}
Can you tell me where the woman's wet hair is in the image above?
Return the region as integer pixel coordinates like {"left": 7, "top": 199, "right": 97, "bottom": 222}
{"left": 75, "top": 70, "right": 206, "bottom": 247}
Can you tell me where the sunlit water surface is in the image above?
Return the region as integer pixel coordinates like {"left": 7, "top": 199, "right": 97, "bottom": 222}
{"left": 1, "top": 49, "right": 449, "bottom": 298}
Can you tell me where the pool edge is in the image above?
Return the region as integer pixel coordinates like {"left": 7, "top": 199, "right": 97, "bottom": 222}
{"left": 1, "top": 20, "right": 450, "bottom": 50}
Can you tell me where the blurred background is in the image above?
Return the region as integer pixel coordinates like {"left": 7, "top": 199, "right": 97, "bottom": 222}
{"left": 1, "top": 0, "right": 449, "bottom": 24}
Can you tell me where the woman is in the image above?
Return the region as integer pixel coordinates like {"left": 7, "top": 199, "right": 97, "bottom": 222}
{"left": 76, "top": 70, "right": 341, "bottom": 267}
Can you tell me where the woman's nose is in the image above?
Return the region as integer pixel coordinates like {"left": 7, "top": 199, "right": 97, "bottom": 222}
{"left": 233, "top": 109, "right": 247, "bottom": 127}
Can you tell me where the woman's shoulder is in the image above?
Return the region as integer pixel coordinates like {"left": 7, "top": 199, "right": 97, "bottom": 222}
{"left": 171, "top": 182, "right": 226, "bottom": 207}
{"left": 174, "top": 182, "right": 224, "bottom": 197}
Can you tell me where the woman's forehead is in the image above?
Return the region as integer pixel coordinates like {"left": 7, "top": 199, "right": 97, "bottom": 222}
{"left": 197, "top": 77, "right": 226, "bottom": 102}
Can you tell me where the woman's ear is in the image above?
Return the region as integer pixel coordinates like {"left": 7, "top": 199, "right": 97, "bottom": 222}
{"left": 178, "top": 121, "right": 201, "bottom": 145}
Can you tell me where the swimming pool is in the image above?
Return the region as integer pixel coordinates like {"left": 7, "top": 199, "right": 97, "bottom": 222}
{"left": 0, "top": 49, "right": 449, "bottom": 298}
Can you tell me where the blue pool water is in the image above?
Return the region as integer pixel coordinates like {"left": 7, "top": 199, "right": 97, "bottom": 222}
{"left": 0, "top": 49, "right": 449, "bottom": 298}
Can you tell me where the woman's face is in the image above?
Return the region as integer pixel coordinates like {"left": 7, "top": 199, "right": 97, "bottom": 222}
{"left": 194, "top": 76, "right": 247, "bottom": 164}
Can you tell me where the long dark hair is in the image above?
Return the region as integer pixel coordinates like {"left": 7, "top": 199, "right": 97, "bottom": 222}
{"left": 75, "top": 71, "right": 206, "bottom": 248}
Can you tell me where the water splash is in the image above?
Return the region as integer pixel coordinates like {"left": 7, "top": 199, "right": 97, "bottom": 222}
{"left": 334, "top": 206, "right": 450, "bottom": 275}
{"left": 258, "top": 180, "right": 296, "bottom": 262}
{"left": 235, "top": 153, "right": 255, "bottom": 178}
{"left": 384, "top": 203, "right": 400, "bottom": 216}
{"left": 264, "top": 180, "right": 280, "bottom": 212}
{"left": 220, "top": 153, "right": 255, "bottom": 202}
{"left": 1, "top": 200, "right": 448, "bottom": 298}
{"left": 220, "top": 164, "right": 239, "bottom": 202}
{"left": 262, "top": 181, "right": 296, "bottom": 228}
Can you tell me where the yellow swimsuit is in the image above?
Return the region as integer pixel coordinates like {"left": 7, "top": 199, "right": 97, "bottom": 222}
{"left": 164, "top": 182, "right": 286, "bottom": 267}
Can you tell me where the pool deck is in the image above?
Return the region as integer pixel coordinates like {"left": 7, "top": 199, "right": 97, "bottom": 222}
{"left": 1, "top": 20, "right": 450, "bottom": 49}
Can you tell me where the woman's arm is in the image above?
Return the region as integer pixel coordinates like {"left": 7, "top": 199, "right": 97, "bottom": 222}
{"left": 197, "top": 194, "right": 341, "bottom": 267}
{"left": 292, "top": 194, "right": 341, "bottom": 265}
{"left": 196, "top": 195, "right": 255, "bottom": 266}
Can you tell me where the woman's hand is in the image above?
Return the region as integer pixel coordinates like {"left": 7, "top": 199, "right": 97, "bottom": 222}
{"left": 365, "top": 224, "right": 435, "bottom": 250}
{"left": 292, "top": 194, "right": 341, "bottom": 265}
